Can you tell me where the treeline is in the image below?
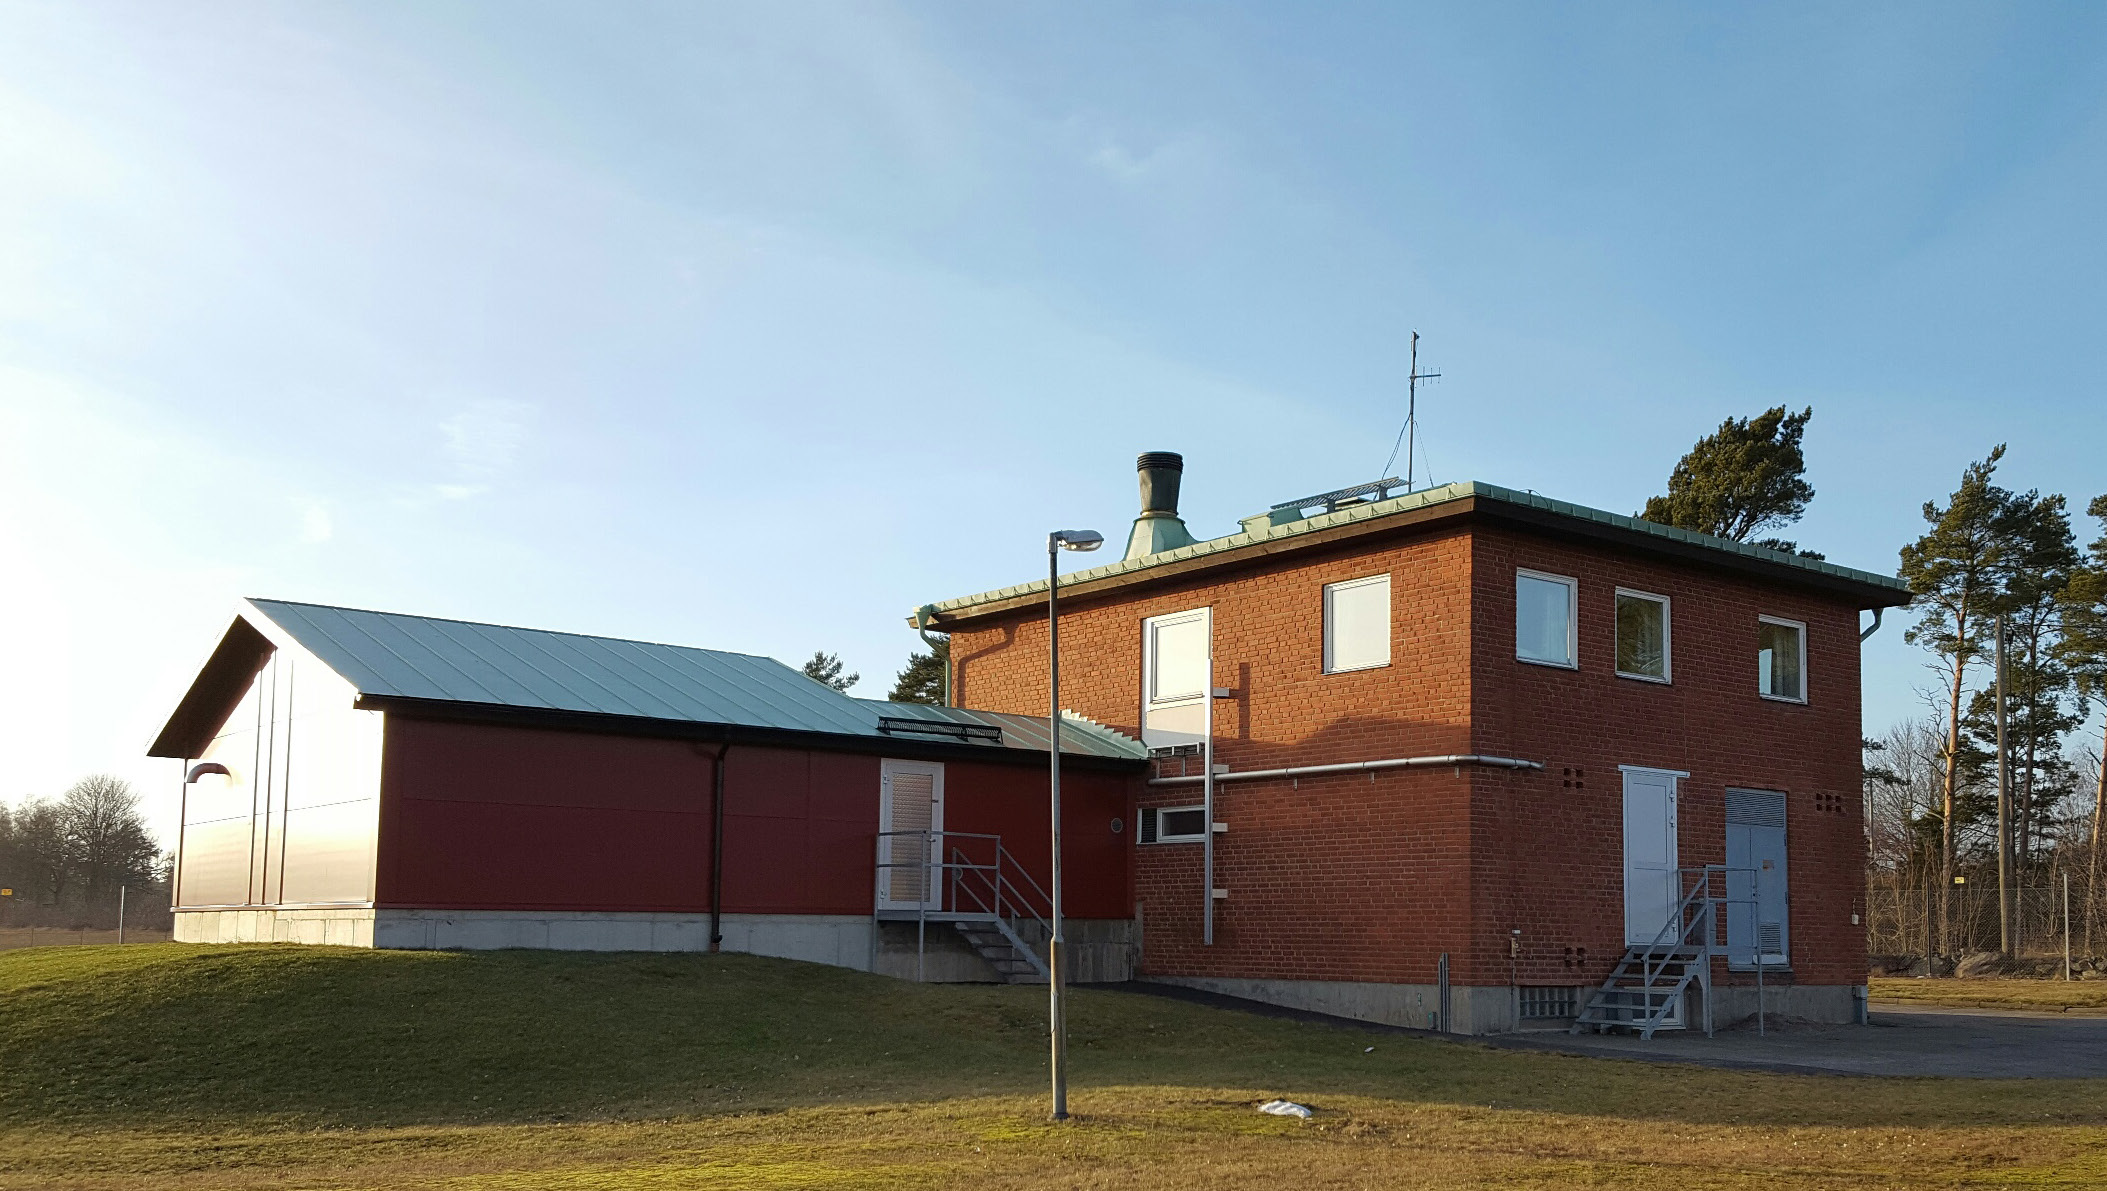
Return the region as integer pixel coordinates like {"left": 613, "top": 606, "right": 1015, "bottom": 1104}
{"left": 1639, "top": 414, "right": 2106, "bottom": 962}
{"left": 1877, "top": 448, "right": 2107, "bottom": 959}
{"left": 0, "top": 775, "right": 169, "bottom": 931}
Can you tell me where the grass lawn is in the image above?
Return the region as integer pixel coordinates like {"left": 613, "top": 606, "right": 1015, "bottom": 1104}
{"left": 1870, "top": 974, "right": 2107, "bottom": 1013}
{"left": 3, "top": 945, "right": 2104, "bottom": 1190}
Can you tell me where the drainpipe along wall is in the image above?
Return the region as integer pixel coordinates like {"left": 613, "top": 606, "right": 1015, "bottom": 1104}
{"left": 709, "top": 744, "right": 729, "bottom": 951}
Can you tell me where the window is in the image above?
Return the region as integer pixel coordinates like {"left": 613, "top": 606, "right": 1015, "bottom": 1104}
{"left": 1516, "top": 569, "right": 1577, "bottom": 668}
{"left": 1140, "top": 805, "right": 1207, "bottom": 844}
{"left": 1757, "top": 616, "right": 1806, "bottom": 702}
{"left": 1141, "top": 609, "right": 1210, "bottom": 749}
{"left": 1323, "top": 574, "right": 1391, "bottom": 673}
{"left": 1614, "top": 589, "right": 1671, "bottom": 682}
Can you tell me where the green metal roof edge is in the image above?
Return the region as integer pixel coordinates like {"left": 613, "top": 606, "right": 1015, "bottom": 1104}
{"left": 922, "top": 479, "right": 1910, "bottom": 616}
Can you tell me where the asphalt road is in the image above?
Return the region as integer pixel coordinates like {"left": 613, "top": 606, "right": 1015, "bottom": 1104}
{"left": 1496, "top": 1005, "right": 2107, "bottom": 1078}
{"left": 1113, "top": 983, "right": 2107, "bottom": 1078}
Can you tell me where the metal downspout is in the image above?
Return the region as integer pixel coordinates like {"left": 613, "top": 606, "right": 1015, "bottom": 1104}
{"left": 914, "top": 605, "right": 951, "bottom": 707}
{"left": 1860, "top": 607, "right": 1885, "bottom": 642}
{"left": 710, "top": 745, "right": 729, "bottom": 952}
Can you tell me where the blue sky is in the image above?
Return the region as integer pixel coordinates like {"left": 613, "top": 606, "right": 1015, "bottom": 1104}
{"left": 3, "top": 2, "right": 2103, "bottom": 843}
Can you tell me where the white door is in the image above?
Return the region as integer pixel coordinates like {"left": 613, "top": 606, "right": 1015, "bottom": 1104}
{"left": 877, "top": 760, "right": 944, "bottom": 911}
{"left": 1621, "top": 767, "right": 1681, "bottom": 945}
{"left": 1141, "top": 608, "right": 1211, "bottom": 750}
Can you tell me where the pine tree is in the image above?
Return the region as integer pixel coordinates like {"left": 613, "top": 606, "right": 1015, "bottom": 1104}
{"left": 799, "top": 651, "right": 859, "bottom": 693}
{"left": 1992, "top": 491, "right": 2081, "bottom": 870}
{"left": 1641, "top": 406, "right": 1816, "bottom": 551}
{"left": 1898, "top": 446, "right": 2014, "bottom": 957}
{"left": 889, "top": 637, "right": 949, "bottom": 705}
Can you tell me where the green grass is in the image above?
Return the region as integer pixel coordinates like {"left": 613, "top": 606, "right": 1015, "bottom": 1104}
{"left": 4, "top": 944, "right": 2106, "bottom": 1189}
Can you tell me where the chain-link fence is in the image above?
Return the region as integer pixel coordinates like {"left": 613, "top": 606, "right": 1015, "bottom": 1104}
{"left": 1868, "top": 862, "right": 2106, "bottom": 966}
{"left": 0, "top": 927, "right": 173, "bottom": 950}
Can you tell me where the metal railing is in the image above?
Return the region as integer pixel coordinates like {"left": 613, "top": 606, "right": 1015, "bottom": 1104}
{"left": 873, "top": 830, "right": 1052, "bottom": 981}
{"left": 1635, "top": 865, "right": 1767, "bottom": 1037}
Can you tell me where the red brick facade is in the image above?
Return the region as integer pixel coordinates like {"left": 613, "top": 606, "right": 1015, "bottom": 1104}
{"left": 946, "top": 513, "right": 1872, "bottom": 1000}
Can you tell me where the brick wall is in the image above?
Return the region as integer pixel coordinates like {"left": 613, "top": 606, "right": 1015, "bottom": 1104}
{"left": 949, "top": 517, "right": 1868, "bottom": 991}
{"left": 1468, "top": 524, "right": 1866, "bottom": 990}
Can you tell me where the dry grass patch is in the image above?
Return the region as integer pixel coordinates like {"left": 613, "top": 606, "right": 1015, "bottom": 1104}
{"left": 5, "top": 946, "right": 2106, "bottom": 1188}
{"left": 1871, "top": 976, "right": 2107, "bottom": 1013}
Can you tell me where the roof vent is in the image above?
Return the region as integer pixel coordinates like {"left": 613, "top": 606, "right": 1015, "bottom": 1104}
{"left": 1125, "top": 452, "right": 1199, "bottom": 560}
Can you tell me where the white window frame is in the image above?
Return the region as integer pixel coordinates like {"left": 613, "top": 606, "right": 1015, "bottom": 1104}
{"left": 1141, "top": 607, "right": 1212, "bottom": 750}
{"left": 1322, "top": 573, "right": 1392, "bottom": 674}
{"left": 1757, "top": 615, "right": 1808, "bottom": 704}
{"left": 1515, "top": 568, "right": 1579, "bottom": 670}
{"left": 1613, "top": 587, "right": 1673, "bottom": 684}
{"left": 1142, "top": 805, "right": 1208, "bottom": 845}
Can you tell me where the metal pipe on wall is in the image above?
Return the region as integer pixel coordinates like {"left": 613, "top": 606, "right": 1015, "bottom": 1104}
{"left": 710, "top": 744, "right": 729, "bottom": 952}
{"left": 1148, "top": 753, "right": 1543, "bottom": 787}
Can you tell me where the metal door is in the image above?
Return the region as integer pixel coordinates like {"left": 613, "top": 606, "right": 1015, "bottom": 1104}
{"left": 1621, "top": 767, "right": 1680, "bottom": 945}
{"left": 877, "top": 760, "right": 944, "bottom": 911}
{"left": 1725, "top": 788, "right": 1790, "bottom": 967}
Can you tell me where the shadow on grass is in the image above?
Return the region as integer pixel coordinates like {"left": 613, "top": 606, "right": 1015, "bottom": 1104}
{"left": 2, "top": 944, "right": 2101, "bottom": 1133}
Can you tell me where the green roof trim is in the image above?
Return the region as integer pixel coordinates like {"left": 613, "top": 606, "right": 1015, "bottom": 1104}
{"left": 921, "top": 480, "right": 1911, "bottom": 618}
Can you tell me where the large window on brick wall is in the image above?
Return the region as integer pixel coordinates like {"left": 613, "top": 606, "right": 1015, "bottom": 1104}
{"left": 1614, "top": 588, "right": 1671, "bottom": 682}
{"left": 1516, "top": 569, "right": 1577, "bottom": 668}
{"left": 1322, "top": 573, "right": 1391, "bottom": 673}
{"left": 1758, "top": 616, "right": 1806, "bottom": 702}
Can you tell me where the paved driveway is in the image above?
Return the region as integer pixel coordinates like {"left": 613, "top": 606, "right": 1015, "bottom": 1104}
{"left": 1115, "top": 982, "right": 2107, "bottom": 1079}
{"left": 1494, "top": 1005, "right": 2107, "bottom": 1078}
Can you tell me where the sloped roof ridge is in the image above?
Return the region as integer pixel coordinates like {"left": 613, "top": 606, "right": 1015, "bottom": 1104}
{"left": 246, "top": 597, "right": 787, "bottom": 665}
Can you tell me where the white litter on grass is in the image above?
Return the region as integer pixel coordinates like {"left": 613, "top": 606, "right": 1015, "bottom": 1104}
{"left": 1257, "top": 1099, "right": 1313, "bottom": 1118}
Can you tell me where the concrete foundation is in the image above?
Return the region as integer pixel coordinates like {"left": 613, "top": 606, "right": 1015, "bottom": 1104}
{"left": 1149, "top": 974, "right": 1520, "bottom": 1034}
{"left": 172, "top": 907, "right": 1136, "bottom": 985}
{"left": 1703, "top": 983, "right": 1863, "bottom": 1027}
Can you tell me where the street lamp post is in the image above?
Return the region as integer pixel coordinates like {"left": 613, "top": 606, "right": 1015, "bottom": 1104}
{"left": 1046, "top": 527, "right": 1103, "bottom": 1122}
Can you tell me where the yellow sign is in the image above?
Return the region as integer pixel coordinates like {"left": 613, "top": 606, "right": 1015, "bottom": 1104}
{"left": 0, "top": 888, "right": 11, "bottom": 896}
{"left": 1953, "top": 876, "right": 1968, "bottom": 885}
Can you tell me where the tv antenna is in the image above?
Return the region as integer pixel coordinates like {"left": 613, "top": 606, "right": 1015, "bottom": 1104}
{"left": 1380, "top": 331, "right": 1440, "bottom": 490}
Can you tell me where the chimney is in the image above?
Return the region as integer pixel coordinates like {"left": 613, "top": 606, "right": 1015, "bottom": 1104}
{"left": 1125, "top": 451, "right": 1200, "bottom": 560}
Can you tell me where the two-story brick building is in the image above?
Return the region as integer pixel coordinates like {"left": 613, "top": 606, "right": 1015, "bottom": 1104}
{"left": 917, "top": 453, "right": 1911, "bottom": 1033}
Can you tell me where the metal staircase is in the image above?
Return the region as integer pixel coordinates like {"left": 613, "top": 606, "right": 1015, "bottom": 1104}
{"left": 952, "top": 918, "right": 1048, "bottom": 984}
{"left": 1573, "top": 866, "right": 1735, "bottom": 1039}
{"left": 874, "top": 829, "right": 1053, "bottom": 983}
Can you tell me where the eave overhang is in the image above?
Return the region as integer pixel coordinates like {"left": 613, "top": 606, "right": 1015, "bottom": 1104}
{"left": 913, "top": 480, "right": 1914, "bottom": 631}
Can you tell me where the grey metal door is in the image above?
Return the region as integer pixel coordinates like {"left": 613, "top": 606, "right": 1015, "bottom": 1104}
{"left": 1725, "top": 788, "right": 1789, "bottom": 967}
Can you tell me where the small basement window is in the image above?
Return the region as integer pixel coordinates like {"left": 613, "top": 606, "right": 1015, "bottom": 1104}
{"left": 1323, "top": 574, "right": 1391, "bottom": 673}
{"left": 1140, "top": 805, "right": 1207, "bottom": 844}
{"left": 1516, "top": 569, "right": 1577, "bottom": 668}
{"left": 1758, "top": 616, "right": 1806, "bottom": 702}
{"left": 1614, "top": 589, "right": 1671, "bottom": 682}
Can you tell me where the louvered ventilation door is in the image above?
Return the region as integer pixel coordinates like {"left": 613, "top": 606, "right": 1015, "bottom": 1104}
{"left": 887, "top": 771, "right": 936, "bottom": 902}
{"left": 1725, "top": 789, "right": 1786, "bottom": 827}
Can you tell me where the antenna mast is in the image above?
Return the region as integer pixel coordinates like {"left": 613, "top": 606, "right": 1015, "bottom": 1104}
{"left": 1383, "top": 331, "right": 1441, "bottom": 489}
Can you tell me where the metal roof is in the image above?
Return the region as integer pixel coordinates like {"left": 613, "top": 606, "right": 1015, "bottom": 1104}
{"left": 235, "top": 599, "right": 1142, "bottom": 760}
{"left": 920, "top": 479, "right": 1914, "bottom": 619}
{"left": 857, "top": 700, "right": 1148, "bottom": 762}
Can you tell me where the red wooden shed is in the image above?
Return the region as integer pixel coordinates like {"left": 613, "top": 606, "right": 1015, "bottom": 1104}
{"left": 148, "top": 600, "right": 1147, "bottom": 982}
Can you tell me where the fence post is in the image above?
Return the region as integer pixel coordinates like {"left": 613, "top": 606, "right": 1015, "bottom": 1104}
{"left": 118, "top": 885, "right": 126, "bottom": 946}
{"left": 2066, "top": 872, "right": 2074, "bottom": 982}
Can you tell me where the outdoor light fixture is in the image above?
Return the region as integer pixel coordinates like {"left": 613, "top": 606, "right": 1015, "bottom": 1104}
{"left": 1046, "top": 527, "right": 1102, "bottom": 1123}
{"left": 185, "top": 762, "right": 231, "bottom": 783}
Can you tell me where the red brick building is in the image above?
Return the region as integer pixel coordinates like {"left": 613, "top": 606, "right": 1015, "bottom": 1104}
{"left": 918, "top": 454, "right": 1911, "bottom": 1032}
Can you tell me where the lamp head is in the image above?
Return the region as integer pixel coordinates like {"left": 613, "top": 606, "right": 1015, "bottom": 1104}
{"left": 1051, "top": 529, "right": 1104, "bottom": 552}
